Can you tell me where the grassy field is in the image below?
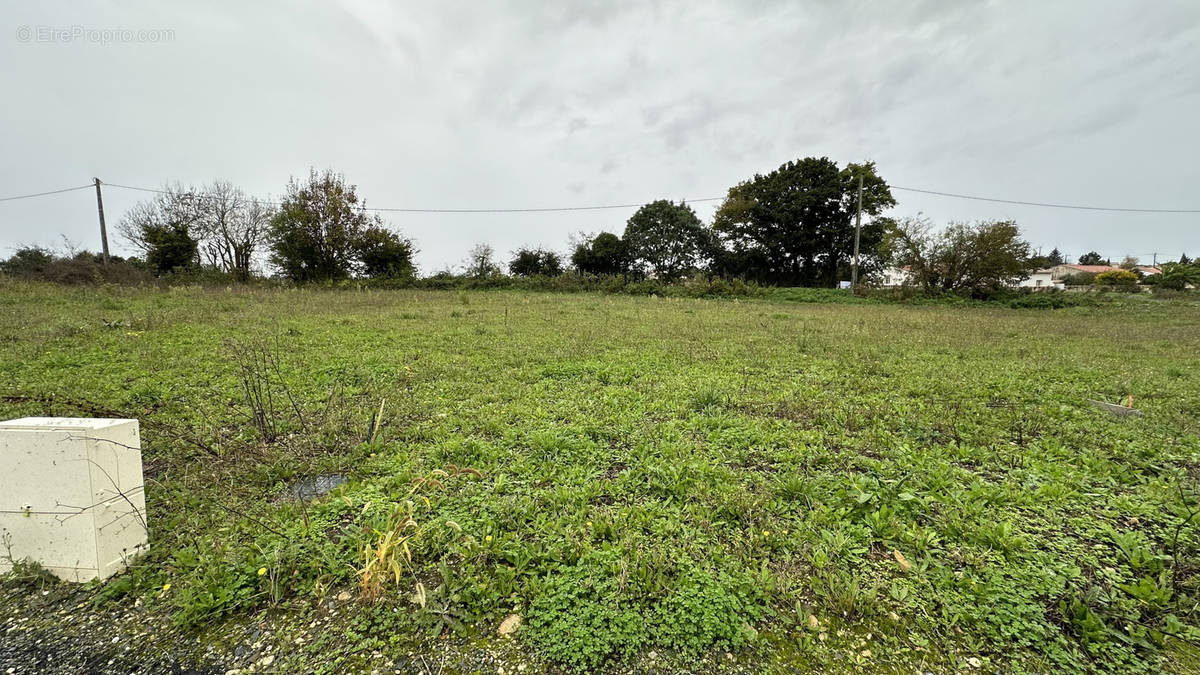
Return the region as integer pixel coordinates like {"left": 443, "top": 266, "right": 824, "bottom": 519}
{"left": 1, "top": 282, "right": 1199, "bottom": 673}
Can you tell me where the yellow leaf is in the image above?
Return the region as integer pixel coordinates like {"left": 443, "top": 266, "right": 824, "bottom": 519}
{"left": 402, "top": 540, "right": 412, "bottom": 563}
{"left": 893, "top": 549, "right": 912, "bottom": 573}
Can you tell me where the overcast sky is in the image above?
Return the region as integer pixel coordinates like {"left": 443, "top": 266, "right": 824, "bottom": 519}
{"left": 3, "top": 0, "right": 1198, "bottom": 272}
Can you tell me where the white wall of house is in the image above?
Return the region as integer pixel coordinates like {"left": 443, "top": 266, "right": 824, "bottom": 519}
{"left": 880, "top": 266, "right": 911, "bottom": 287}
{"left": 1017, "top": 270, "right": 1063, "bottom": 290}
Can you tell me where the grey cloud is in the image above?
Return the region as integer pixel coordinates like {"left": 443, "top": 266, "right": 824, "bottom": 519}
{"left": 1, "top": 0, "right": 1197, "bottom": 271}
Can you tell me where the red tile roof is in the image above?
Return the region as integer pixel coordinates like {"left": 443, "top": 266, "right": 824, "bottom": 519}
{"left": 1058, "top": 264, "right": 1160, "bottom": 275}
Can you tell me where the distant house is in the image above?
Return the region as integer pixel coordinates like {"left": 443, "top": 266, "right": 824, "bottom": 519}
{"left": 1017, "top": 269, "right": 1063, "bottom": 290}
{"left": 880, "top": 265, "right": 912, "bottom": 288}
{"left": 877, "top": 263, "right": 1162, "bottom": 291}
{"left": 1048, "top": 264, "right": 1160, "bottom": 281}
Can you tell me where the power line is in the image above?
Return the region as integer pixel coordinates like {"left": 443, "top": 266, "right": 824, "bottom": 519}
{"left": 890, "top": 185, "right": 1200, "bottom": 214}
{"left": 86, "top": 181, "right": 1200, "bottom": 214}
{"left": 99, "top": 182, "right": 724, "bottom": 213}
{"left": 5, "top": 179, "right": 1200, "bottom": 215}
{"left": 369, "top": 197, "right": 726, "bottom": 213}
{"left": 0, "top": 184, "right": 94, "bottom": 202}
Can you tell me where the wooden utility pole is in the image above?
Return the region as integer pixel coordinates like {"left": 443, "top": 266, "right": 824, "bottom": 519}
{"left": 850, "top": 173, "right": 863, "bottom": 292}
{"left": 93, "top": 178, "right": 110, "bottom": 264}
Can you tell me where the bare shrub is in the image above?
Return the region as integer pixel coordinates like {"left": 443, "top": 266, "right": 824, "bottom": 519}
{"left": 226, "top": 336, "right": 306, "bottom": 441}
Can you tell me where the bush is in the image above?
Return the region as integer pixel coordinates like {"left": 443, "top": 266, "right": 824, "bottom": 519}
{"left": 1060, "top": 272, "right": 1096, "bottom": 286}
{"left": 1094, "top": 269, "right": 1139, "bottom": 286}
{"left": 1149, "top": 286, "right": 1198, "bottom": 300}
{"left": 0, "top": 247, "right": 54, "bottom": 275}
{"left": 1007, "top": 291, "right": 1096, "bottom": 309}
{"left": 397, "top": 273, "right": 765, "bottom": 298}
{"left": 0, "top": 248, "right": 152, "bottom": 285}
{"left": 355, "top": 226, "right": 416, "bottom": 280}
{"left": 508, "top": 248, "right": 563, "bottom": 277}
{"left": 773, "top": 287, "right": 876, "bottom": 304}
{"left": 144, "top": 223, "right": 199, "bottom": 274}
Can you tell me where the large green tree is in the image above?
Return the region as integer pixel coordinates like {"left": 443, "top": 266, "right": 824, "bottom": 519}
{"left": 623, "top": 200, "right": 712, "bottom": 281}
{"left": 355, "top": 226, "right": 416, "bottom": 279}
{"left": 571, "top": 232, "right": 630, "bottom": 276}
{"left": 269, "top": 169, "right": 378, "bottom": 282}
{"left": 508, "top": 247, "right": 563, "bottom": 276}
{"left": 882, "top": 217, "right": 1033, "bottom": 297}
{"left": 712, "top": 157, "right": 895, "bottom": 286}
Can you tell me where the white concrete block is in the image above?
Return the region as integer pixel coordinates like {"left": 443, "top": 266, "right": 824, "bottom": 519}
{"left": 0, "top": 417, "right": 148, "bottom": 582}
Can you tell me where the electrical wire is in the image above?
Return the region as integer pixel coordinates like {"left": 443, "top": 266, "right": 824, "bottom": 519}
{"left": 0, "top": 184, "right": 94, "bottom": 202}
{"left": 99, "top": 182, "right": 724, "bottom": 213}
{"left": 5, "top": 180, "right": 1200, "bottom": 214}
{"left": 890, "top": 186, "right": 1200, "bottom": 214}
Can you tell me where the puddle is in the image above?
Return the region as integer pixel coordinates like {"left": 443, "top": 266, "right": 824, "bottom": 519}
{"left": 282, "top": 474, "right": 347, "bottom": 501}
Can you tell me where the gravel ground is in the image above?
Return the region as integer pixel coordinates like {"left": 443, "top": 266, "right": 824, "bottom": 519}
{"left": 1, "top": 580, "right": 769, "bottom": 674}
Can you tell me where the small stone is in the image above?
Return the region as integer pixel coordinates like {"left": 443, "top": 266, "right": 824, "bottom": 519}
{"left": 225, "top": 670, "right": 241, "bottom": 675}
{"left": 517, "top": 665, "right": 526, "bottom": 672}
{"left": 258, "top": 654, "right": 275, "bottom": 667}
{"left": 967, "top": 657, "right": 982, "bottom": 668}
{"left": 498, "top": 614, "right": 522, "bottom": 636}
{"left": 806, "top": 614, "right": 820, "bottom": 629}
{"left": 336, "top": 591, "right": 353, "bottom": 602}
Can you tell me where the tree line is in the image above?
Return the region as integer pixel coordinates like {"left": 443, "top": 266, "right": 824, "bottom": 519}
{"left": 115, "top": 169, "right": 414, "bottom": 282}
{"left": 2, "top": 158, "right": 1195, "bottom": 295}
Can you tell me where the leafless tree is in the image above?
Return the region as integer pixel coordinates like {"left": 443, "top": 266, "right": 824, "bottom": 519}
{"left": 465, "top": 242, "right": 499, "bottom": 278}
{"left": 196, "top": 180, "right": 274, "bottom": 281}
